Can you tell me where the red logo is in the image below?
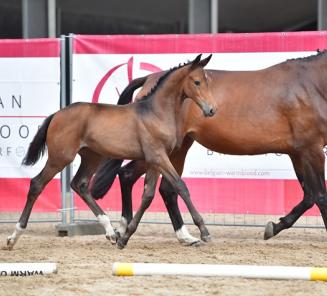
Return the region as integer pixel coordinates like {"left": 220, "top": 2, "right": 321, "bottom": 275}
{"left": 92, "top": 57, "right": 162, "bottom": 103}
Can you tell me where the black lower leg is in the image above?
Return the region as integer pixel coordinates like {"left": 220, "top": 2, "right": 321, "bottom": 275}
{"left": 315, "top": 193, "right": 327, "bottom": 230}
{"left": 19, "top": 175, "right": 46, "bottom": 228}
{"left": 176, "top": 180, "right": 210, "bottom": 241}
{"left": 273, "top": 198, "right": 314, "bottom": 235}
{"left": 159, "top": 178, "right": 184, "bottom": 232}
{"left": 119, "top": 161, "right": 145, "bottom": 224}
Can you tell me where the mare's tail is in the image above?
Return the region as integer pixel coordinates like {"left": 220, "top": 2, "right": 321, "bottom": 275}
{"left": 90, "top": 76, "right": 147, "bottom": 200}
{"left": 90, "top": 159, "right": 124, "bottom": 199}
{"left": 22, "top": 113, "right": 55, "bottom": 166}
{"left": 117, "top": 76, "right": 147, "bottom": 104}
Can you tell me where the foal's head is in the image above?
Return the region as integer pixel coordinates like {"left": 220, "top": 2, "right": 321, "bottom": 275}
{"left": 178, "top": 54, "right": 216, "bottom": 117}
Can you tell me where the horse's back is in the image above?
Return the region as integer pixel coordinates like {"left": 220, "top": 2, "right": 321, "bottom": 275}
{"left": 186, "top": 60, "right": 327, "bottom": 154}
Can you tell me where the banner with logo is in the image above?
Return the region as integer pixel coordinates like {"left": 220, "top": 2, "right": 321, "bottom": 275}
{"left": 0, "top": 39, "right": 61, "bottom": 212}
{"left": 72, "top": 32, "right": 327, "bottom": 215}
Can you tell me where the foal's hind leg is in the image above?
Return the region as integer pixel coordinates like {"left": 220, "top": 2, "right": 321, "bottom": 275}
{"left": 71, "top": 150, "right": 117, "bottom": 244}
{"left": 6, "top": 161, "right": 64, "bottom": 250}
{"left": 264, "top": 149, "right": 326, "bottom": 240}
{"left": 117, "top": 168, "right": 160, "bottom": 249}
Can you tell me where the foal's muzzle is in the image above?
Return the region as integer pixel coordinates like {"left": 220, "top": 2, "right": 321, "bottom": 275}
{"left": 202, "top": 105, "right": 216, "bottom": 117}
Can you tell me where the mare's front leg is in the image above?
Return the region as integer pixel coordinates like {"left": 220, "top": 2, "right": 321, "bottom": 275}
{"left": 117, "top": 168, "right": 159, "bottom": 249}
{"left": 117, "top": 157, "right": 201, "bottom": 245}
{"left": 71, "top": 151, "right": 117, "bottom": 244}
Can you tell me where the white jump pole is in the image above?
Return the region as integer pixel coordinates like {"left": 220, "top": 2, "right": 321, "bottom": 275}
{"left": 0, "top": 263, "right": 57, "bottom": 276}
{"left": 112, "top": 262, "right": 327, "bottom": 281}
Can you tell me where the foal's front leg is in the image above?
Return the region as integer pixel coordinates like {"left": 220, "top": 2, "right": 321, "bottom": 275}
{"left": 159, "top": 155, "right": 210, "bottom": 242}
{"left": 117, "top": 168, "right": 159, "bottom": 249}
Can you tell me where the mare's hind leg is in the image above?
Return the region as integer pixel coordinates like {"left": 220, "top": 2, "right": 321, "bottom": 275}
{"left": 6, "top": 160, "right": 65, "bottom": 250}
{"left": 71, "top": 150, "right": 117, "bottom": 244}
{"left": 117, "top": 168, "right": 160, "bottom": 249}
{"left": 264, "top": 149, "right": 326, "bottom": 240}
{"left": 117, "top": 160, "right": 146, "bottom": 236}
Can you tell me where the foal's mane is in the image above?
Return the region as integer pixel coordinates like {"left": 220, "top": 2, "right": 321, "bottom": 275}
{"left": 287, "top": 49, "right": 327, "bottom": 63}
{"left": 137, "top": 60, "right": 192, "bottom": 102}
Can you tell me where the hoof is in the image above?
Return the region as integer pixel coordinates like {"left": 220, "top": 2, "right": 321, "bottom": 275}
{"left": 106, "top": 233, "right": 117, "bottom": 245}
{"left": 116, "top": 238, "right": 126, "bottom": 250}
{"left": 6, "top": 237, "right": 15, "bottom": 251}
{"left": 114, "top": 229, "right": 121, "bottom": 239}
{"left": 190, "top": 240, "right": 203, "bottom": 247}
{"left": 201, "top": 234, "right": 212, "bottom": 243}
{"left": 264, "top": 221, "right": 276, "bottom": 240}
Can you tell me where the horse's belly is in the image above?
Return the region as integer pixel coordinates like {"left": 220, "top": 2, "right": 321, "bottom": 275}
{"left": 193, "top": 131, "right": 290, "bottom": 155}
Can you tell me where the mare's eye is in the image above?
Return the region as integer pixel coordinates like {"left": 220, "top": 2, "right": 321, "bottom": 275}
{"left": 194, "top": 80, "right": 200, "bottom": 86}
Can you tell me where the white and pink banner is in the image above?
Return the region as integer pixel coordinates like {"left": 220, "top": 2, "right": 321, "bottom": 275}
{"left": 0, "top": 39, "right": 61, "bottom": 212}
{"left": 71, "top": 32, "right": 327, "bottom": 216}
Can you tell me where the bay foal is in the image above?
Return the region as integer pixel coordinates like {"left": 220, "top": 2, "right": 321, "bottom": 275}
{"left": 6, "top": 54, "right": 215, "bottom": 250}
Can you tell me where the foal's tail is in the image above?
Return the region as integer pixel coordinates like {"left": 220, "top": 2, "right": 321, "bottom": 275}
{"left": 22, "top": 113, "right": 55, "bottom": 166}
{"left": 90, "top": 76, "right": 147, "bottom": 200}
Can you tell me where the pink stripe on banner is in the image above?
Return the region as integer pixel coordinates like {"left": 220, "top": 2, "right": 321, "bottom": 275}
{"left": 73, "top": 178, "right": 320, "bottom": 216}
{"left": 0, "top": 116, "right": 47, "bottom": 118}
{"left": 73, "top": 31, "right": 327, "bottom": 54}
{"left": 0, "top": 178, "right": 61, "bottom": 212}
{"left": 0, "top": 38, "right": 60, "bottom": 57}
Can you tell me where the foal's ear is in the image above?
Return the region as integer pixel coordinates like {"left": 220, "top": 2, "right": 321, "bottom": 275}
{"left": 198, "top": 54, "right": 212, "bottom": 68}
{"left": 190, "top": 54, "right": 202, "bottom": 70}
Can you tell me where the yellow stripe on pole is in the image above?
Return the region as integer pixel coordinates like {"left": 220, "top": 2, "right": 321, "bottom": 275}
{"left": 112, "top": 263, "right": 327, "bottom": 281}
{"left": 310, "top": 268, "right": 327, "bottom": 281}
{"left": 113, "top": 262, "right": 134, "bottom": 276}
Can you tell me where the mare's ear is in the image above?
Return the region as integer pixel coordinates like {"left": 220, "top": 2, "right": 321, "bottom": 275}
{"left": 190, "top": 54, "right": 202, "bottom": 70}
{"left": 198, "top": 54, "right": 212, "bottom": 68}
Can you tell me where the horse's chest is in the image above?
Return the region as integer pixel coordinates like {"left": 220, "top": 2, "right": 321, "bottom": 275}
{"left": 157, "top": 129, "right": 177, "bottom": 152}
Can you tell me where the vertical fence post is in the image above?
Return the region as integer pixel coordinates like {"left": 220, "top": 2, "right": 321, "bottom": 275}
{"left": 60, "top": 35, "right": 67, "bottom": 225}
{"left": 59, "top": 34, "right": 74, "bottom": 226}
{"left": 67, "top": 34, "right": 75, "bottom": 224}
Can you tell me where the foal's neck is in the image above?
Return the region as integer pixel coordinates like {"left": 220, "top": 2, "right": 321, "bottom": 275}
{"left": 150, "top": 68, "right": 187, "bottom": 120}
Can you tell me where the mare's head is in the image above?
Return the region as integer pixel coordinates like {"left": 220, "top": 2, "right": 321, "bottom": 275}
{"left": 179, "top": 54, "right": 216, "bottom": 117}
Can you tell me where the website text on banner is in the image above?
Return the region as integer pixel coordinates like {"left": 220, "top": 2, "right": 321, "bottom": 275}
{"left": 72, "top": 32, "right": 327, "bottom": 216}
{"left": 0, "top": 39, "right": 61, "bottom": 212}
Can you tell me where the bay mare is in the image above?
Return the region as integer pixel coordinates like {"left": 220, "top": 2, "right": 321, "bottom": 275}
{"left": 5, "top": 54, "right": 215, "bottom": 250}
{"left": 91, "top": 50, "right": 327, "bottom": 242}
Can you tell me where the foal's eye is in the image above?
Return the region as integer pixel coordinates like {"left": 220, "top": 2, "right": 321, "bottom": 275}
{"left": 194, "top": 80, "right": 200, "bottom": 86}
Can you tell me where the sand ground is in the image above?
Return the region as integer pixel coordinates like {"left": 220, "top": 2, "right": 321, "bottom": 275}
{"left": 0, "top": 223, "right": 327, "bottom": 296}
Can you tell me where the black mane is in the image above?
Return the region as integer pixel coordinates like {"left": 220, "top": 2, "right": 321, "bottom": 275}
{"left": 287, "top": 49, "right": 327, "bottom": 62}
{"left": 137, "top": 60, "right": 192, "bottom": 102}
